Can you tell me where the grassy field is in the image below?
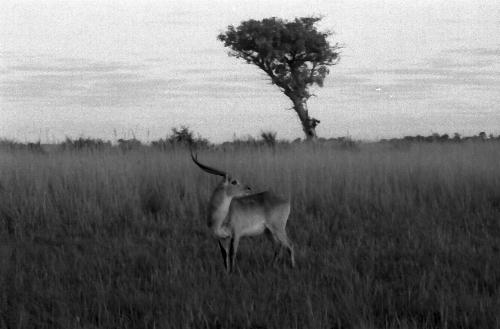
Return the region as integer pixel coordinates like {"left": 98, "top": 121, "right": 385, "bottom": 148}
{"left": 1, "top": 141, "right": 499, "bottom": 329}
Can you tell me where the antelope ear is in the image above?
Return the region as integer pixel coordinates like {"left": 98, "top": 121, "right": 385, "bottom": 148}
{"left": 224, "top": 174, "right": 230, "bottom": 183}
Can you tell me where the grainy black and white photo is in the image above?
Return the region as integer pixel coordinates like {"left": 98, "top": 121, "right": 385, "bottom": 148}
{"left": 1, "top": 1, "right": 499, "bottom": 328}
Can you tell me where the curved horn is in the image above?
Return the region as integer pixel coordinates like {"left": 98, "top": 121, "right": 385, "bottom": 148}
{"left": 191, "top": 151, "right": 227, "bottom": 177}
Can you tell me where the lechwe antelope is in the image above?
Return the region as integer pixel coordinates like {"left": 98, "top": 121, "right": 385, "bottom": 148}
{"left": 191, "top": 152, "right": 295, "bottom": 273}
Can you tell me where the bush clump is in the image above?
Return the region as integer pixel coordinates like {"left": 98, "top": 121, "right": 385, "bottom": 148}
{"left": 151, "top": 126, "right": 210, "bottom": 150}
{"left": 60, "top": 137, "right": 111, "bottom": 151}
{"left": 118, "top": 138, "right": 142, "bottom": 152}
{"left": 0, "top": 139, "right": 45, "bottom": 153}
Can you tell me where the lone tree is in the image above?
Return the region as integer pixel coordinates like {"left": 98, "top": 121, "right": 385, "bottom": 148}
{"left": 218, "top": 16, "right": 340, "bottom": 140}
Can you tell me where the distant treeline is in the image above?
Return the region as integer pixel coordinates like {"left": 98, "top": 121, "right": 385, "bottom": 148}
{"left": 1, "top": 128, "right": 499, "bottom": 153}
{"left": 381, "top": 131, "right": 500, "bottom": 144}
{"left": 0, "top": 126, "right": 280, "bottom": 153}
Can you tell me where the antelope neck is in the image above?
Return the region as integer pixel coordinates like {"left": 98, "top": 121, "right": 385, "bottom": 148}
{"left": 208, "top": 187, "right": 232, "bottom": 238}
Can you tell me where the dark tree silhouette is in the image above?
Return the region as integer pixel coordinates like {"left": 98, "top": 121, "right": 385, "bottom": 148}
{"left": 218, "top": 17, "right": 340, "bottom": 140}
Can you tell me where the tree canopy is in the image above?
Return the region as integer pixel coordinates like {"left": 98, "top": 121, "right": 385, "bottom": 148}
{"left": 218, "top": 16, "right": 340, "bottom": 101}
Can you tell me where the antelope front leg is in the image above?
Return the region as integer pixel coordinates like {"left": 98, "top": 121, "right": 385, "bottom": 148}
{"left": 218, "top": 239, "right": 229, "bottom": 271}
{"left": 229, "top": 236, "right": 240, "bottom": 273}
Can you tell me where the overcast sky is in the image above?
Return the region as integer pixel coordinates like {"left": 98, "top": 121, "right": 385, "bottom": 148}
{"left": 1, "top": 0, "right": 499, "bottom": 142}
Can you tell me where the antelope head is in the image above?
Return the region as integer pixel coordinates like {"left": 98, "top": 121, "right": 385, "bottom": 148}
{"left": 191, "top": 151, "right": 251, "bottom": 198}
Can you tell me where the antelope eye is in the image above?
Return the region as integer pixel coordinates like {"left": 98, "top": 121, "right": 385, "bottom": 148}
{"left": 231, "top": 180, "right": 237, "bottom": 185}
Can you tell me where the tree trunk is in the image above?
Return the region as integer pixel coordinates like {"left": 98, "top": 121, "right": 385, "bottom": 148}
{"left": 292, "top": 98, "right": 320, "bottom": 140}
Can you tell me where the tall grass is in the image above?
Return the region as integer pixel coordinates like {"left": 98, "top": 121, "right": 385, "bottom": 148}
{"left": 1, "top": 142, "right": 499, "bottom": 329}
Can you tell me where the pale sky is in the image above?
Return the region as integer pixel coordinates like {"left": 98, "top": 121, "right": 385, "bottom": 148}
{"left": 1, "top": 0, "right": 499, "bottom": 142}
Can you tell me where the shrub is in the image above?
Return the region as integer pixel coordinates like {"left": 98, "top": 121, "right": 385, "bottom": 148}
{"left": 0, "top": 139, "right": 26, "bottom": 151}
{"left": 0, "top": 139, "right": 45, "bottom": 153}
{"left": 151, "top": 126, "right": 210, "bottom": 150}
{"left": 260, "top": 131, "right": 277, "bottom": 147}
{"left": 60, "top": 137, "right": 111, "bottom": 151}
{"left": 118, "top": 138, "right": 142, "bottom": 152}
